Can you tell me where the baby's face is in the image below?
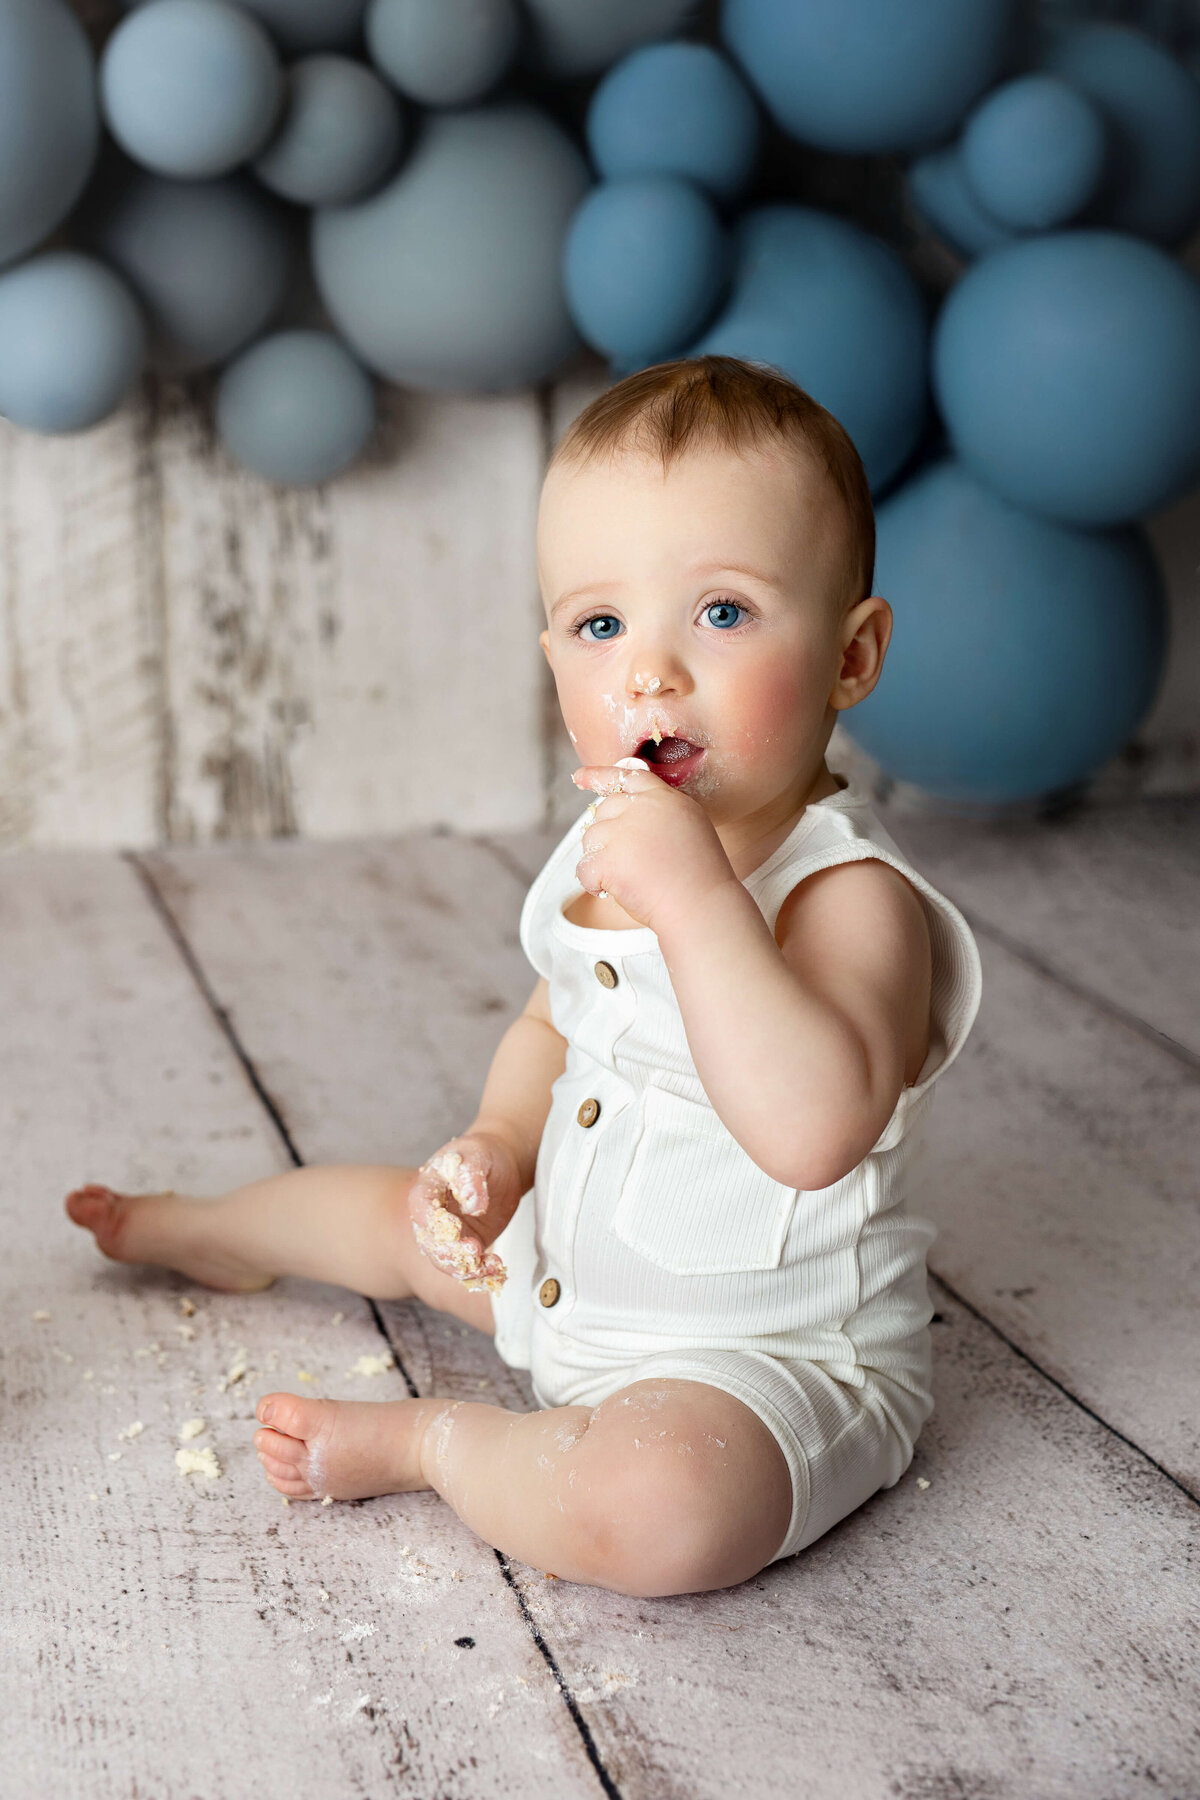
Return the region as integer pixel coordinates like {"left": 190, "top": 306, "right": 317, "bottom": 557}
{"left": 537, "top": 442, "right": 857, "bottom": 821}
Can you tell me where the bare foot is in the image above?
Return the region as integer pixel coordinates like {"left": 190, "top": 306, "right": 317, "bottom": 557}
{"left": 254, "top": 1392, "right": 441, "bottom": 1501}
{"left": 65, "top": 1182, "right": 276, "bottom": 1293}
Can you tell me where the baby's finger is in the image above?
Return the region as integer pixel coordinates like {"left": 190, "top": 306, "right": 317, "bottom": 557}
{"left": 420, "top": 1143, "right": 488, "bottom": 1217}
{"left": 572, "top": 759, "right": 654, "bottom": 797}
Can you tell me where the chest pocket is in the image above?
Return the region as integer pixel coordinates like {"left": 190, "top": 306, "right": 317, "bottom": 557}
{"left": 613, "top": 1082, "right": 797, "bottom": 1275}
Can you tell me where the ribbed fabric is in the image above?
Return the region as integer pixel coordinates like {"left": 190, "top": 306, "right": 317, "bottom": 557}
{"left": 490, "top": 776, "right": 983, "bottom": 1559}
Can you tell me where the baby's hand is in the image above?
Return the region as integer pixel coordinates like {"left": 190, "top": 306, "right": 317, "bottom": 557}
{"left": 572, "top": 759, "right": 739, "bottom": 934}
{"left": 408, "top": 1131, "right": 522, "bottom": 1292}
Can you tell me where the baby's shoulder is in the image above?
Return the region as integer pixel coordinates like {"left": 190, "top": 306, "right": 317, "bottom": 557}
{"left": 772, "top": 854, "right": 931, "bottom": 965}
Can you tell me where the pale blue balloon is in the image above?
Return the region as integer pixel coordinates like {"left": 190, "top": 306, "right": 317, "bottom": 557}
{"left": 721, "top": 0, "right": 1018, "bottom": 154}
{"left": 844, "top": 459, "right": 1167, "bottom": 805}
{"left": 1045, "top": 23, "right": 1200, "bottom": 245}
{"left": 907, "top": 144, "right": 1013, "bottom": 260}
{"left": 312, "top": 104, "right": 589, "bottom": 391}
{"left": 933, "top": 230, "right": 1200, "bottom": 525}
{"left": 0, "top": 251, "right": 146, "bottom": 433}
{"left": 102, "top": 0, "right": 283, "bottom": 180}
{"left": 86, "top": 172, "right": 292, "bottom": 373}
{"left": 961, "top": 74, "right": 1107, "bottom": 231}
{"left": 565, "top": 177, "right": 728, "bottom": 365}
{"left": 689, "top": 205, "right": 929, "bottom": 493}
{"left": 0, "top": 0, "right": 99, "bottom": 269}
{"left": 587, "top": 43, "right": 761, "bottom": 204}
{"left": 216, "top": 330, "right": 374, "bottom": 483}
{"left": 254, "top": 55, "right": 403, "bottom": 204}
{"left": 521, "top": 0, "right": 693, "bottom": 79}
{"left": 365, "top": 0, "right": 519, "bottom": 106}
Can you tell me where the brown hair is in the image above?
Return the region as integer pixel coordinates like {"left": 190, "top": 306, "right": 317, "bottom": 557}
{"left": 549, "top": 355, "right": 875, "bottom": 606}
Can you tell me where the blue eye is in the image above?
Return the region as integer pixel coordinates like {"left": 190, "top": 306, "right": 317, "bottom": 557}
{"left": 704, "top": 600, "right": 746, "bottom": 629}
{"left": 579, "top": 614, "right": 623, "bottom": 641}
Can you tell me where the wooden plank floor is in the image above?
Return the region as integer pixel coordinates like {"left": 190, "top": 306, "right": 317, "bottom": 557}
{"left": 3, "top": 800, "right": 1198, "bottom": 1798}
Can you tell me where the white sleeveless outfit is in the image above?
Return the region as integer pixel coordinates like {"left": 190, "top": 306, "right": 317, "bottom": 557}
{"left": 489, "top": 776, "right": 982, "bottom": 1563}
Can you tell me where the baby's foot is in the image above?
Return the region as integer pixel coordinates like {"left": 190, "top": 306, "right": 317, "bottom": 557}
{"left": 254, "top": 1394, "right": 434, "bottom": 1501}
{"left": 64, "top": 1182, "right": 276, "bottom": 1293}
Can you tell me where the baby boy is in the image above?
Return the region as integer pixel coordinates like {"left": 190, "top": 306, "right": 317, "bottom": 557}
{"left": 67, "top": 354, "right": 980, "bottom": 1597}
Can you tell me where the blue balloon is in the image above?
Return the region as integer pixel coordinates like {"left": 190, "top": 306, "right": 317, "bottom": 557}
{"left": 253, "top": 54, "right": 403, "bottom": 204}
{"left": 1045, "top": 23, "right": 1200, "bottom": 245}
{"left": 721, "top": 0, "right": 1018, "bottom": 154}
{"left": 102, "top": 0, "right": 283, "bottom": 180}
{"left": 86, "top": 172, "right": 292, "bottom": 373}
{"left": 366, "top": 0, "right": 519, "bottom": 106}
{"left": 907, "top": 144, "right": 1013, "bottom": 260}
{"left": 961, "top": 74, "right": 1108, "bottom": 231}
{"left": 0, "top": 0, "right": 99, "bottom": 269}
{"left": 0, "top": 251, "right": 145, "bottom": 433}
{"left": 312, "top": 104, "right": 589, "bottom": 391}
{"left": 844, "top": 459, "right": 1167, "bottom": 804}
{"left": 933, "top": 230, "right": 1200, "bottom": 526}
{"left": 689, "top": 205, "right": 929, "bottom": 493}
{"left": 587, "top": 43, "right": 760, "bottom": 204}
{"left": 564, "top": 177, "right": 729, "bottom": 366}
{"left": 216, "top": 330, "right": 375, "bottom": 484}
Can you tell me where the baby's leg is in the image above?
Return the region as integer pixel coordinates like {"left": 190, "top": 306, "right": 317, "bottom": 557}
{"left": 64, "top": 1166, "right": 494, "bottom": 1331}
{"left": 254, "top": 1379, "right": 793, "bottom": 1597}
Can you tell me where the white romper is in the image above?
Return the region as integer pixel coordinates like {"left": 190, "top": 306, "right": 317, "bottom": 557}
{"left": 489, "top": 775, "right": 983, "bottom": 1563}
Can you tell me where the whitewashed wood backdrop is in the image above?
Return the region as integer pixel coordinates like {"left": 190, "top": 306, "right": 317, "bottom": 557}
{"left": 2, "top": 346, "right": 1196, "bottom": 852}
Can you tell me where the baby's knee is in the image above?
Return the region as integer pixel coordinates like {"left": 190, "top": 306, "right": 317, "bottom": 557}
{"left": 573, "top": 1441, "right": 763, "bottom": 1598}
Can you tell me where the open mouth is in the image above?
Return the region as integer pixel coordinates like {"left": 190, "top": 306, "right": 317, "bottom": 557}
{"left": 634, "top": 735, "right": 707, "bottom": 787}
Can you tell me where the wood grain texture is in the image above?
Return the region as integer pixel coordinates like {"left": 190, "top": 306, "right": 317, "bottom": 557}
{"left": 0, "top": 851, "right": 608, "bottom": 1799}
{"left": 148, "top": 824, "right": 1200, "bottom": 1798}
{"left": 886, "top": 796, "right": 1200, "bottom": 1063}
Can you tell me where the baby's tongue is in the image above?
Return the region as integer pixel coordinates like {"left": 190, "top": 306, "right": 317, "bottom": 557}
{"left": 644, "top": 736, "right": 695, "bottom": 764}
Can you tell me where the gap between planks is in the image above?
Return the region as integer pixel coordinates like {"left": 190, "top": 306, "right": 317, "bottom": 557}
{"left": 125, "top": 847, "right": 625, "bottom": 1800}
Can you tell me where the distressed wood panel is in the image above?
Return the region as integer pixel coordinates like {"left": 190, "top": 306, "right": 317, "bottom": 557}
{"left": 149, "top": 825, "right": 1200, "bottom": 1796}
{"left": 888, "top": 795, "right": 1200, "bottom": 1061}
{"left": 154, "top": 381, "right": 550, "bottom": 844}
{"left": 0, "top": 851, "right": 606, "bottom": 1798}
{"left": 0, "top": 404, "right": 163, "bottom": 849}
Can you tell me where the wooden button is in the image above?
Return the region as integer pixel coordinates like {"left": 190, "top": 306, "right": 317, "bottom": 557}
{"left": 539, "top": 1277, "right": 560, "bottom": 1308}
{"left": 576, "top": 1097, "right": 600, "bottom": 1128}
{"left": 594, "top": 960, "right": 618, "bottom": 989}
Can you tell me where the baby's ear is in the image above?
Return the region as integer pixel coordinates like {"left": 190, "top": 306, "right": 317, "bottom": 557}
{"left": 538, "top": 629, "right": 551, "bottom": 662}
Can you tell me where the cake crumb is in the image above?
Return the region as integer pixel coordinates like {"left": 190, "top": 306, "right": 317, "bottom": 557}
{"left": 179, "top": 1297, "right": 196, "bottom": 1316}
{"left": 321, "top": 1493, "right": 334, "bottom": 1506}
{"left": 108, "top": 1452, "right": 122, "bottom": 1462}
{"left": 281, "top": 1496, "right": 291, "bottom": 1506}
{"left": 176, "top": 1446, "right": 221, "bottom": 1480}
{"left": 176, "top": 1323, "right": 195, "bottom": 1342}
{"left": 118, "top": 1421, "right": 144, "bottom": 1442}
{"left": 916, "top": 1476, "right": 931, "bottom": 1490}
{"left": 331, "top": 1311, "right": 345, "bottom": 1326}
{"left": 347, "top": 1354, "right": 393, "bottom": 1379}
{"left": 297, "top": 1369, "right": 316, "bottom": 1383}
{"left": 178, "top": 1418, "right": 207, "bottom": 1441}
{"left": 33, "top": 1310, "right": 51, "bottom": 1322}
{"left": 217, "top": 1349, "right": 249, "bottom": 1391}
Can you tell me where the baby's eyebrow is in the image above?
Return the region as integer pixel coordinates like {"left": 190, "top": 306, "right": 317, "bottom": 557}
{"left": 550, "top": 582, "right": 621, "bottom": 620}
{"left": 686, "top": 559, "right": 780, "bottom": 587}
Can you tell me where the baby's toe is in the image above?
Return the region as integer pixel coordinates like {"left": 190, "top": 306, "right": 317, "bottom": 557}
{"left": 256, "top": 1391, "right": 334, "bottom": 1443}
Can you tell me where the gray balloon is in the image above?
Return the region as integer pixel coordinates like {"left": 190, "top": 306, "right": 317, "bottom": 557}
{"left": 85, "top": 172, "right": 292, "bottom": 372}
{"left": 216, "top": 329, "right": 375, "bottom": 482}
{"left": 520, "top": 0, "right": 694, "bottom": 79}
{"left": 254, "top": 54, "right": 403, "bottom": 204}
{"left": 102, "top": 0, "right": 283, "bottom": 180}
{"left": 312, "top": 104, "right": 589, "bottom": 390}
{"left": 0, "top": 251, "right": 146, "bottom": 433}
{"left": 0, "top": 0, "right": 99, "bottom": 269}
{"left": 365, "top": 0, "right": 519, "bottom": 107}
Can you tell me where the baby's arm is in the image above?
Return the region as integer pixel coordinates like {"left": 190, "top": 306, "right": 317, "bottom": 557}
{"left": 409, "top": 978, "right": 566, "bottom": 1283}
{"left": 657, "top": 859, "right": 931, "bottom": 1190}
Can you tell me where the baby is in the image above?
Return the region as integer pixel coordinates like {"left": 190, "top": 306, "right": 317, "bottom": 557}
{"left": 67, "top": 354, "right": 981, "bottom": 1598}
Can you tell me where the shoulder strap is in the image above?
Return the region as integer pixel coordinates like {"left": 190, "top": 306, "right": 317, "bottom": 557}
{"left": 518, "top": 808, "right": 588, "bottom": 980}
